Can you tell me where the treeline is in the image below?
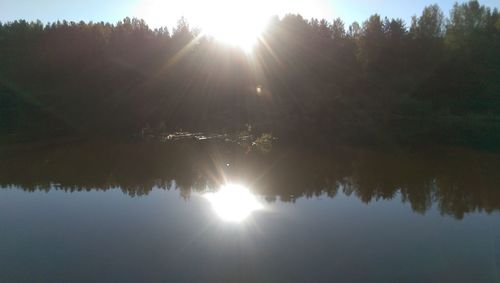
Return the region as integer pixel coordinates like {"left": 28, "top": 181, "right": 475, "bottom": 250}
{"left": 0, "top": 1, "right": 499, "bottom": 146}
{"left": 1, "top": 140, "right": 499, "bottom": 219}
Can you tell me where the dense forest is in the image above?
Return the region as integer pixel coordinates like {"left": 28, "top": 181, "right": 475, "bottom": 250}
{"left": 1, "top": 0, "right": 499, "bottom": 146}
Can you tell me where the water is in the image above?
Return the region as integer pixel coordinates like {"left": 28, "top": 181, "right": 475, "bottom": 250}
{"left": 0, "top": 140, "right": 499, "bottom": 282}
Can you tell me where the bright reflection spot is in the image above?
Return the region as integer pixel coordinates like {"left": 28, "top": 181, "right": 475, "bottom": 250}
{"left": 204, "top": 184, "right": 263, "bottom": 222}
{"left": 256, "top": 85, "right": 263, "bottom": 94}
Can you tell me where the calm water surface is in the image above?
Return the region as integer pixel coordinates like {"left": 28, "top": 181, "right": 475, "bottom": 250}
{"left": 0, "top": 141, "right": 499, "bottom": 282}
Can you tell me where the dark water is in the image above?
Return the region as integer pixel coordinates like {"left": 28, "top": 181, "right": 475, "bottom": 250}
{"left": 1, "top": 140, "right": 499, "bottom": 282}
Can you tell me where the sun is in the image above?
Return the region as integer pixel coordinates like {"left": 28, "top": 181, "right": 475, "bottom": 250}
{"left": 201, "top": 16, "right": 265, "bottom": 53}
{"left": 198, "top": 1, "right": 269, "bottom": 52}
{"left": 135, "top": 0, "right": 271, "bottom": 52}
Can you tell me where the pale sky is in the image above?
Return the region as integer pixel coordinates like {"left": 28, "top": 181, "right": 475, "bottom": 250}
{"left": 1, "top": 0, "right": 499, "bottom": 29}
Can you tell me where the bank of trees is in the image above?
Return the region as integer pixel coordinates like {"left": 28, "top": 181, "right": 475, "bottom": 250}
{"left": 0, "top": 1, "right": 499, "bottom": 146}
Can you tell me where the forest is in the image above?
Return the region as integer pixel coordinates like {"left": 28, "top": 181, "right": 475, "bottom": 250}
{"left": 0, "top": 0, "right": 499, "bottom": 146}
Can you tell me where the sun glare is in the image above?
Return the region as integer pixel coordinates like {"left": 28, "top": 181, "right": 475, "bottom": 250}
{"left": 202, "top": 16, "right": 265, "bottom": 53}
{"left": 136, "top": 0, "right": 276, "bottom": 52}
{"left": 204, "top": 184, "right": 263, "bottom": 222}
{"left": 198, "top": 0, "right": 269, "bottom": 52}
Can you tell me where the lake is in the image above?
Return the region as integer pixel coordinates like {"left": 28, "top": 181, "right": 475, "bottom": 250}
{"left": 0, "top": 140, "right": 499, "bottom": 282}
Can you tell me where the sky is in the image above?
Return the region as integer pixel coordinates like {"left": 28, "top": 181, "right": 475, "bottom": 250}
{"left": 1, "top": 0, "right": 499, "bottom": 29}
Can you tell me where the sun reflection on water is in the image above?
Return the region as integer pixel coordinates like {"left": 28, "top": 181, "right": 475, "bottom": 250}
{"left": 204, "top": 184, "right": 263, "bottom": 222}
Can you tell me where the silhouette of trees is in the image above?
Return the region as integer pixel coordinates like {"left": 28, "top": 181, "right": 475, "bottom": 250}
{"left": 0, "top": 0, "right": 499, "bottom": 146}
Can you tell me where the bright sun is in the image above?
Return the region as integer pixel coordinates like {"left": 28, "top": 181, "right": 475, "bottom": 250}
{"left": 136, "top": 0, "right": 273, "bottom": 52}
{"left": 204, "top": 184, "right": 263, "bottom": 222}
{"left": 199, "top": 1, "right": 268, "bottom": 52}
{"left": 201, "top": 14, "right": 265, "bottom": 52}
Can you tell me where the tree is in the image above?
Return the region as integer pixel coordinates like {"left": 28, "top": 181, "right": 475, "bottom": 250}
{"left": 445, "top": 0, "right": 491, "bottom": 49}
{"left": 358, "top": 14, "right": 385, "bottom": 70}
{"left": 410, "top": 4, "right": 444, "bottom": 39}
{"left": 331, "top": 18, "right": 346, "bottom": 40}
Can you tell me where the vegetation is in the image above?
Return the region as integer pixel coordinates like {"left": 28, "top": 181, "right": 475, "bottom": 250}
{"left": 1, "top": 1, "right": 499, "bottom": 146}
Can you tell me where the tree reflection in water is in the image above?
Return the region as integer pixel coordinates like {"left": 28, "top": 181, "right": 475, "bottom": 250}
{"left": 0, "top": 140, "right": 499, "bottom": 219}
